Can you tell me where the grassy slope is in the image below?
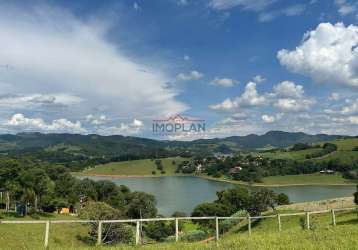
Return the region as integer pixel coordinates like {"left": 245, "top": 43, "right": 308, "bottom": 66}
{"left": 261, "top": 173, "right": 355, "bottom": 185}
{"left": 1, "top": 209, "right": 358, "bottom": 250}
{"left": 82, "top": 157, "right": 189, "bottom": 176}
{"left": 259, "top": 138, "right": 358, "bottom": 162}
{"left": 259, "top": 148, "right": 323, "bottom": 160}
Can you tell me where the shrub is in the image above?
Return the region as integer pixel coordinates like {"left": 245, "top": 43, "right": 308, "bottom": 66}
{"left": 276, "top": 193, "right": 290, "bottom": 205}
{"left": 181, "top": 230, "right": 208, "bottom": 242}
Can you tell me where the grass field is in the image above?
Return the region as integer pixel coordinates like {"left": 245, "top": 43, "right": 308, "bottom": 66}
{"left": 258, "top": 148, "right": 323, "bottom": 160}
{"left": 260, "top": 173, "right": 356, "bottom": 186}
{"left": 82, "top": 157, "right": 189, "bottom": 176}
{"left": 1, "top": 208, "right": 358, "bottom": 249}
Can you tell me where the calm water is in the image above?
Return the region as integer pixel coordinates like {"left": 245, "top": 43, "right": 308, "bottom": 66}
{"left": 85, "top": 176, "right": 356, "bottom": 216}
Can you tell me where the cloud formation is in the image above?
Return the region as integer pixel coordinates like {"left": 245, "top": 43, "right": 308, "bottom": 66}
{"left": 176, "top": 71, "right": 204, "bottom": 81}
{"left": 0, "top": 3, "right": 187, "bottom": 130}
{"left": 6, "top": 113, "right": 86, "bottom": 133}
{"left": 278, "top": 22, "right": 358, "bottom": 87}
{"left": 210, "top": 80, "right": 315, "bottom": 112}
{"left": 210, "top": 77, "right": 238, "bottom": 87}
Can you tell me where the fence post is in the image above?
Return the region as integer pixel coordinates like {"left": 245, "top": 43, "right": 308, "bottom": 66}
{"left": 136, "top": 220, "right": 140, "bottom": 245}
{"left": 175, "top": 218, "right": 179, "bottom": 242}
{"left": 215, "top": 217, "right": 219, "bottom": 242}
{"left": 306, "top": 212, "right": 310, "bottom": 230}
{"left": 277, "top": 214, "right": 281, "bottom": 232}
{"left": 97, "top": 221, "right": 102, "bottom": 245}
{"left": 247, "top": 215, "right": 251, "bottom": 235}
{"left": 44, "top": 221, "right": 50, "bottom": 249}
{"left": 331, "top": 209, "right": 336, "bottom": 226}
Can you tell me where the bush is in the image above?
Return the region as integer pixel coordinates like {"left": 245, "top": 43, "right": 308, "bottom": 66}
{"left": 144, "top": 221, "right": 174, "bottom": 241}
{"left": 276, "top": 193, "right": 290, "bottom": 205}
{"left": 354, "top": 185, "right": 358, "bottom": 205}
{"left": 213, "top": 172, "right": 222, "bottom": 178}
{"left": 181, "top": 230, "right": 208, "bottom": 242}
{"left": 151, "top": 171, "right": 157, "bottom": 175}
{"left": 78, "top": 202, "right": 134, "bottom": 245}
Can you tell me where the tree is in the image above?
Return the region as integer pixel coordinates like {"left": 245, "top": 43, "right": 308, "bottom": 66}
{"left": 354, "top": 185, "right": 358, "bottom": 205}
{"left": 215, "top": 187, "right": 250, "bottom": 214}
{"left": 126, "top": 192, "right": 157, "bottom": 218}
{"left": 144, "top": 221, "right": 173, "bottom": 241}
{"left": 95, "top": 180, "right": 126, "bottom": 210}
{"left": 18, "top": 168, "right": 54, "bottom": 211}
{"left": 275, "top": 193, "right": 290, "bottom": 205}
{"left": 73, "top": 178, "right": 98, "bottom": 201}
{"left": 248, "top": 188, "right": 277, "bottom": 216}
{"left": 191, "top": 202, "right": 231, "bottom": 228}
{"left": 79, "top": 202, "right": 133, "bottom": 245}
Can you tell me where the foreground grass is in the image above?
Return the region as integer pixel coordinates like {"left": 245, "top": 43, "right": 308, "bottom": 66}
{"left": 1, "top": 209, "right": 357, "bottom": 250}
{"left": 81, "top": 157, "right": 189, "bottom": 176}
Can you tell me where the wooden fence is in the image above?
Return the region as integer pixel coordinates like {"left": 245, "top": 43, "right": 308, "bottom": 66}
{"left": 0, "top": 207, "right": 357, "bottom": 248}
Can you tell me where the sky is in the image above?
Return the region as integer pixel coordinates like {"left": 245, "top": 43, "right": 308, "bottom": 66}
{"left": 0, "top": 0, "right": 357, "bottom": 139}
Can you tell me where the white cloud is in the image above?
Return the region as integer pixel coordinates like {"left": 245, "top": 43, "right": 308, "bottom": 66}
{"left": 210, "top": 80, "right": 314, "bottom": 113}
{"left": 273, "top": 98, "right": 315, "bottom": 112}
{"left": 239, "top": 82, "right": 267, "bottom": 106}
{"left": 183, "top": 55, "right": 190, "bottom": 61}
{"left": 85, "top": 114, "right": 107, "bottom": 125}
{"left": 273, "top": 81, "right": 304, "bottom": 99}
{"left": 253, "top": 75, "right": 266, "bottom": 83}
{"left": 340, "top": 99, "right": 358, "bottom": 115}
{"left": 98, "top": 119, "right": 144, "bottom": 135}
{"left": 261, "top": 114, "right": 275, "bottom": 123}
{"left": 177, "top": 0, "right": 189, "bottom": 6}
{"left": 210, "top": 77, "right": 237, "bottom": 87}
{"left": 329, "top": 92, "right": 340, "bottom": 101}
{"left": 335, "top": 0, "right": 357, "bottom": 16}
{"left": 6, "top": 113, "right": 86, "bottom": 133}
{"left": 176, "top": 70, "right": 204, "bottom": 81}
{"left": 209, "top": 81, "right": 266, "bottom": 111}
{"left": 272, "top": 81, "right": 315, "bottom": 112}
{"left": 278, "top": 22, "right": 358, "bottom": 87}
{"left": 0, "top": 94, "right": 82, "bottom": 109}
{"left": 208, "top": 0, "right": 275, "bottom": 11}
{"left": 209, "top": 98, "right": 237, "bottom": 110}
{"left": 258, "top": 4, "right": 305, "bottom": 22}
{"left": 133, "top": 2, "right": 141, "bottom": 10}
{"left": 0, "top": 4, "right": 187, "bottom": 125}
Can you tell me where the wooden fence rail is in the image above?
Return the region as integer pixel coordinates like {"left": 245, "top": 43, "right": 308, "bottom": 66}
{"left": 0, "top": 207, "right": 357, "bottom": 248}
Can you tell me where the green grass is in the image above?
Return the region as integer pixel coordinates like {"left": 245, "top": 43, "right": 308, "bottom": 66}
{"left": 82, "top": 157, "right": 189, "bottom": 176}
{"left": 1, "top": 210, "right": 358, "bottom": 249}
{"left": 326, "top": 138, "right": 358, "bottom": 151}
{"left": 258, "top": 148, "right": 323, "bottom": 160}
{"left": 261, "top": 173, "right": 356, "bottom": 186}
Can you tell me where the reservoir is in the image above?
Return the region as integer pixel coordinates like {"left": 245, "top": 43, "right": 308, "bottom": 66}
{"left": 84, "top": 176, "right": 356, "bottom": 216}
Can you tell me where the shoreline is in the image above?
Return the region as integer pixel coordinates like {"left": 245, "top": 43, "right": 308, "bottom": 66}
{"left": 74, "top": 172, "right": 357, "bottom": 187}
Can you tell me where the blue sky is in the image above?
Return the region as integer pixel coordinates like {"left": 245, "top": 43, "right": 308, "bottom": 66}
{"left": 0, "top": 0, "right": 357, "bottom": 139}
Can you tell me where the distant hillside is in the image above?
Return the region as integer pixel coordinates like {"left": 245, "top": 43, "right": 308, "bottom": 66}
{"left": 0, "top": 131, "right": 351, "bottom": 171}
{"left": 187, "top": 131, "right": 349, "bottom": 150}
{"left": 0, "top": 131, "right": 349, "bottom": 154}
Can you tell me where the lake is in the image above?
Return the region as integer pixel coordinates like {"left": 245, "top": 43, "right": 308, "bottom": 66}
{"left": 84, "top": 176, "right": 356, "bottom": 216}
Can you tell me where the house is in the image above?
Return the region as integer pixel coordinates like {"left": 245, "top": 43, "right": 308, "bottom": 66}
{"left": 229, "top": 166, "right": 242, "bottom": 174}
{"left": 319, "top": 169, "right": 335, "bottom": 174}
{"left": 196, "top": 164, "right": 203, "bottom": 172}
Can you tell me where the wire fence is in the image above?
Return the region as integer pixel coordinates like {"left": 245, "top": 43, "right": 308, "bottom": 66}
{"left": 1, "top": 207, "right": 357, "bottom": 248}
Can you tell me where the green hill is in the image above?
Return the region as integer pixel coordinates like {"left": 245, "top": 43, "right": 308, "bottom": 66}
{"left": 82, "top": 157, "right": 189, "bottom": 176}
